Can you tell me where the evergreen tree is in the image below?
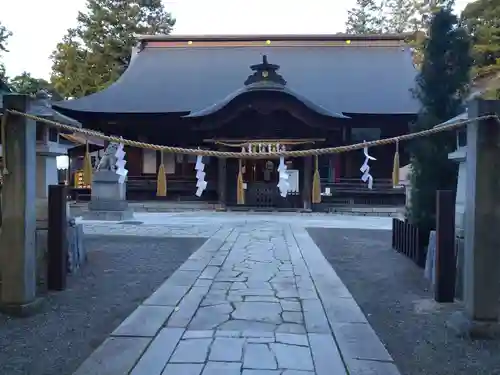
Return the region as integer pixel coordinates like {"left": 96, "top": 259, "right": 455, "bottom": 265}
{"left": 461, "top": 0, "right": 500, "bottom": 98}
{"left": 346, "top": 0, "right": 386, "bottom": 34}
{"left": 51, "top": 0, "right": 175, "bottom": 99}
{"left": 0, "top": 21, "right": 12, "bottom": 80}
{"left": 409, "top": 8, "right": 472, "bottom": 229}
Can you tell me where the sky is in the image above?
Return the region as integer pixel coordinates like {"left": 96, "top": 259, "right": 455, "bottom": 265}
{"left": 2, "top": 0, "right": 473, "bottom": 80}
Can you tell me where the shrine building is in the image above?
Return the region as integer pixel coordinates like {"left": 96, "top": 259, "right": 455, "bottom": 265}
{"left": 53, "top": 34, "right": 419, "bottom": 209}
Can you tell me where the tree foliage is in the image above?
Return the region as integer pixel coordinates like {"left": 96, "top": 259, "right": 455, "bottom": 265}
{"left": 346, "top": 0, "right": 386, "bottom": 34}
{"left": 409, "top": 8, "right": 472, "bottom": 228}
{"left": 50, "top": 0, "right": 175, "bottom": 99}
{"left": 461, "top": 0, "right": 500, "bottom": 97}
{"left": 8, "top": 72, "right": 58, "bottom": 97}
{"left": 384, "top": 0, "right": 419, "bottom": 32}
{"left": 0, "top": 21, "right": 12, "bottom": 81}
{"left": 345, "top": 0, "right": 455, "bottom": 35}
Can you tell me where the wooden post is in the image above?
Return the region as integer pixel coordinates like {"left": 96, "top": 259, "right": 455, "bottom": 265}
{"left": 47, "top": 184, "right": 68, "bottom": 291}
{"left": 302, "top": 150, "right": 313, "bottom": 210}
{"left": 447, "top": 99, "right": 500, "bottom": 338}
{"left": 434, "top": 190, "right": 456, "bottom": 303}
{"left": 0, "top": 94, "right": 41, "bottom": 316}
{"left": 217, "top": 147, "right": 227, "bottom": 207}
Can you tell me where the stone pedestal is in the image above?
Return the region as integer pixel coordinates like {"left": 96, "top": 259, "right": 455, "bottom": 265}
{"left": 446, "top": 99, "right": 500, "bottom": 339}
{"left": 82, "top": 171, "right": 133, "bottom": 221}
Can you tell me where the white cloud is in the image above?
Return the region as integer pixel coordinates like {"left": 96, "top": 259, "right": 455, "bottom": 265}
{"left": 1, "top": 0, "right": 473, "bottom": 80}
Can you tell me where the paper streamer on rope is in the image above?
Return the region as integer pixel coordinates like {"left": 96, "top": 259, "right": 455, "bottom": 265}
{"left": 277, "top": 156, "right": 290, "bottom": 197}
{"left": 236, "top": 159, "right": 245, "bottom": 204}
{"left": 156, "top": 151, "right": 167, "bottom": 196}
{"left": 360, "top": 140, "right": 376, "bottom": 189}
{"left": 115, "top": 142, "right": 128, "bottom": 184}
{"left": 312, "top": 155, "right": 321, "bottom": 204}
{"left": 392, "top": 140, "right": 400, "bottom": 187}
{"left": 195, "top": 155, "right": 207, "bottom": 197}
{"left": 82, "top": 141, "right": 93, "bottom": 186}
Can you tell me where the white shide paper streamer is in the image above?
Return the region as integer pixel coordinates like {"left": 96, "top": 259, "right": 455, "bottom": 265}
{"left": 115, "top": 143, "right": 128, "bottom": 184}
{"left": 277, "top": 156, "right": 290, "bottom": 198}
{"left": 195, "top": 155, "right": 207, "bottom": 197}
{"left": 360, "top": 141, "right": 376, "bottom": 189}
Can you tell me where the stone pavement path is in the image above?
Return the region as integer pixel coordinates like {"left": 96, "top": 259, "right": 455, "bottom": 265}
{"left": 74, "top": 216, "right": 399, "bottom": 375}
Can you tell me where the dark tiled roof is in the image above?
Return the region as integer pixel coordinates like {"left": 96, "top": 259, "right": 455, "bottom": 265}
{"left": 2, "top": 91, "right": 81, "bottom": 127}
{"left": 54, "top": 37, "right": 420, "bottom": 115}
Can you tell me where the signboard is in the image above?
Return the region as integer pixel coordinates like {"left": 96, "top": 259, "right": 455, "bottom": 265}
{"left": 287, "top": 169, "right": 299, "bottom": 193}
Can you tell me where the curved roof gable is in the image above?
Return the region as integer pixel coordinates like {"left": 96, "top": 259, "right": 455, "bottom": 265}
{"left": 53, "top": 34, "right": 420, "bottom": 115}
{"left": 186, "top": 55, "right": 349, "bottom": 119}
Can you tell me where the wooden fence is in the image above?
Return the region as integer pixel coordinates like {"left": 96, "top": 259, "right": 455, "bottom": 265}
{"left": 391, "top": 218, "right": 430, "bottom": 268}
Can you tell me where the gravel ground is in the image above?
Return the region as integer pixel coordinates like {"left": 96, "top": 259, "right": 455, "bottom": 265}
{"left": 308, "top": 228, "right": 500, "bottom": 375}
{"left": 0, "top": 235, "right": 205, "bottom": 375}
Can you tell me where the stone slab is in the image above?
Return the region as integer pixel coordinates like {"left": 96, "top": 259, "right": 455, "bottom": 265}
{"left": 144, "top": 284, "right": 191, "bottom": 306}
{"left": 308, "top": 333, "right": 347, "bottom": 375}
{"left": 130, "top": 328, "right": 184, "bottom": 375}
{"left": 331, "top": 323, "right": 393, "bottom": 362}
{"left": 82, "top": 209, "right": 134, "bottom": 221}
{"left": 73, "top": 337, "right": 151, "bottom": 375}
{"left": 243, "top": 343, "right": 278, "bottom": 370}
{"left": 321, "top": 297, "right": 368, "bottom": 324}
{"left": 167, "top": 286, "right": 209, "bottom": 327}
{"left": 88, "top": 199, "right": 129, "bottom": 211}
{"left": 202, "top": 362, "right": 242, "bottom": 375}
{"left": 345, "top": 359, "right": 401, "bottom": 375}
{"left": 162, "top": 363, "right": 204, "bottom": 375}
{"left": 269, "top": 343, "right": 314, "bottom": 371}
{"left": 169, "top": 338, "right": 212, "bottom": 363}
{"left": 112, "top": 305, "right": 174, "bottom": 337}
{"left": 209, "top": 337, "right": 245, "bottom": 361}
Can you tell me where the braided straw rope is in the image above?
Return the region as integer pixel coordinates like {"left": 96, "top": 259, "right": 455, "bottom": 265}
{"left": 5, "top": 109, "right": 500, "bottom": 159}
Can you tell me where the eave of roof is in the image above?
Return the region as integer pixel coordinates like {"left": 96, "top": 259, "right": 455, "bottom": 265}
{"left": 136, "top": 33, "right": 414, "bottom": 42}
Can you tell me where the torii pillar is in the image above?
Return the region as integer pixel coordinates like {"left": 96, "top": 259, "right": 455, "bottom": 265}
{"left": 448, "top": 99, "right": 500, "bottom": 338}
{"left": 0, "top": 94, "right": 41, "bottom": 316}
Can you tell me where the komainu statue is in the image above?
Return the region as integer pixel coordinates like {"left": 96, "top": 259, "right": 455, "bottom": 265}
{"left": 96, "top": 142, "right": 120, "bottom": 171}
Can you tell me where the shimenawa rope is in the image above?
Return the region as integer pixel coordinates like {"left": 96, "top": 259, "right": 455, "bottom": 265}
{"left": 5, "top": 109, "right": 500, "bottom": 159}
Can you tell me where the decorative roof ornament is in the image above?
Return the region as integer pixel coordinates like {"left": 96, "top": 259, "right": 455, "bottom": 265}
{"left": 244, "top": 55, "right": 287, "bottom": 86}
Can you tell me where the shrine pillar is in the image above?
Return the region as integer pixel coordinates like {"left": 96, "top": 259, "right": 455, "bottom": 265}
{"left": 448, "top": 99, "right": 500, "bottom": 338}
{"left": 0, "top": 94, "right": 41, "bottom": 316}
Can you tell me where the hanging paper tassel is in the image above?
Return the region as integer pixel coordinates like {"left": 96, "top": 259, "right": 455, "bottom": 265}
{"left": 312, "top": 155, "right": 321, "bottom": 204}
{"left": 156, "top": 151, "right": 167, "bottom": 196}
{"left": 82, "top": 141, "right": 93, "bottom": 186}
{"left": 237, "top": 159, "right": 245, "bottom": 204}
{"left": 392, "top": 140, "right": 400, "bottom": 187}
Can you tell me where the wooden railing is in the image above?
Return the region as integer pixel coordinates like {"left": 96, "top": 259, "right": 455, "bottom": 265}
{"left": 67, "top": 175, "right": 405, "bottom": 205}
{"left": 319, "top": 178, "right": 405, "bottom": 206}
{"left": 321, "top": 178, "right": 402, "bottom": 193}
{"left": 127, "top": 175, "right": 217, "bottom": 193}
